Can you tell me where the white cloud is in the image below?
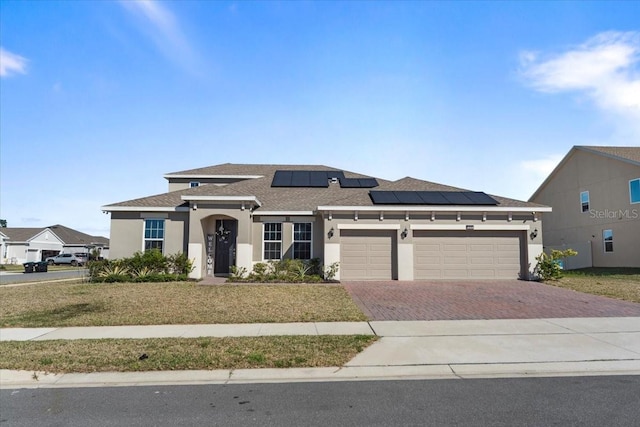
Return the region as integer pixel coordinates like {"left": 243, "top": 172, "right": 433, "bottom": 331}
{"left": 520, "top": 153, "right": 564, "bottom": 179}
{"left": 520, "top": 31, "right": 640, "bottom": 134}
{"left": 0, "top": 47, "right": 28, "bottom": 77}
{"left": 119, "top": 0, "right": 200, "bottom": 73}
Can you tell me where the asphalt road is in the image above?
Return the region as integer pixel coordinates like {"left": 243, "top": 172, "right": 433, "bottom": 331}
{"left": 0, "top": 269, "right": 88, "bottom": 285}
{"left": 2, "top": 376, "right": 639, "bottom": 426}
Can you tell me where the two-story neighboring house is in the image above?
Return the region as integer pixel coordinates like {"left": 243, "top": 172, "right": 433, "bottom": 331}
{"left": 529, "top": 146, "right": 640, "bottom": 269}
{"left": 103, "top": 164, "right": 550, "bottom": 281}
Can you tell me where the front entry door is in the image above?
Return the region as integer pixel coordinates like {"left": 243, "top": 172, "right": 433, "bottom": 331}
{"left": 214, "top": 219, "right": 237, "bottom": 275}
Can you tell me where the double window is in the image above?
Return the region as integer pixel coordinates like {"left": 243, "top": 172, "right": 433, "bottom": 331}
{"left": 630, "top": 178, "right": 640, "bottom": 204}
{"left": 262, "top": 222, "right": 313, "bottom": 260}
{"left": 603, "top": 229, "right": 614, "bottom": 253}
{"left": 580, "top": 191, "right": 590, "bottom": 212}
{"left": 293, "top": 223, "right": 312, "bottom": 259}
{"left": 144, "top": 219, "right": 164, "bottom": 252}
{"left": 189, "top": 181, "right": 200, "bottom": 188}
{"left": 263, "top": 223, "right": 282, "bottom": 260}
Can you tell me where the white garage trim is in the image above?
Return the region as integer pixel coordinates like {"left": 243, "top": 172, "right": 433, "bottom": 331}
{"left": 337, "top": 224, "right": 401, "bottom": 230}
{"left": 410, "top": 224, "right": 530, "bottom": 231}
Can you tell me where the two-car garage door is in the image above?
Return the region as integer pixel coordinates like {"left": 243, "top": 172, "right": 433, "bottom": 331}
{"left": 340, "top": 229, "right": 523, "bottom": 280}
{"left": 413, "top": 230, "right": 523, "bottom": 279}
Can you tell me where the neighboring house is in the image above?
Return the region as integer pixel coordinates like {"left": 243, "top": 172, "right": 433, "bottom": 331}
{"left": 0, "top": 225, "right": 109, "bottom": 264}
{"left": 103, "top": 164, "right": 549, "bottom": 281}
{"left": 529, "top": 146, "right": 640, "bottom": 269}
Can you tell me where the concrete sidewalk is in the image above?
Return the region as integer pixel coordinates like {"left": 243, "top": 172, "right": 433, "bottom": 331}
{"left": 1, "top": 317, "right": 639, "bottom": 388}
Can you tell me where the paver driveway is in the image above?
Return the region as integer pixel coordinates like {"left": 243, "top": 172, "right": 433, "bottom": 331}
{"left": 343, "top": 280, "right": 640, "bottom": 321}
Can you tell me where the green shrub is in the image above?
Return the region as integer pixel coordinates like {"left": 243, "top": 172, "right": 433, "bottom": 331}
{"left": 535, "top": 249, "right": 578, "bottom": 281}
{"left": 88, "top": 251, "right": 193, "bottom": 283}
{"left": 235, "top": 258, "right": 337, "bottom": 283}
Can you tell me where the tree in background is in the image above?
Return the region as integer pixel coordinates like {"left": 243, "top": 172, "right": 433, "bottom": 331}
{"left": 0, "top": 219, "right": 7, "bottom": 228}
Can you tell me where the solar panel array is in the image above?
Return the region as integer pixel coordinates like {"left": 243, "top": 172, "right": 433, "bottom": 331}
{"left": 369, "top": 191, "right": 499, "bottom": 205}
{"left": 271, "top": 170, "right": 378, "bottom": 188}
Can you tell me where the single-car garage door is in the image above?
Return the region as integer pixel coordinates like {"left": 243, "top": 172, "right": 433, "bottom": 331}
{"left": 414, "top": 230, "right": 523, "bottom": 279}
{"left": 340, "top": 230, "right": 395, "bottom": 280}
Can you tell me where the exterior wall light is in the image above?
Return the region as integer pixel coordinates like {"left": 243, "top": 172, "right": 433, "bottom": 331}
{"left": 530, "top": 228, "right": 538, "bottom": 240}
{"left": 401, "top": 228, "right": 408, "bottom": 239}
{"left": 328, "top": 228, "right": 335, "bottom": 239}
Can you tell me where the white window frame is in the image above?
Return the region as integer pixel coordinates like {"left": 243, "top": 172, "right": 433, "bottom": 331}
{"left": 630, "top": 178, "right": 640, "bottom": 204}
{"left": 263, "top": 222, "right": 282, "bottom": 260}
{"left": 189, "top": 181, "right": 200, "bottom": 188}
{"left": 580, "top": 191, "right": 590, "bottom": 213}
{"left": 603, "top": 229, "right": 613, "bottom": 253}
{"left": 143, "top": 219, "right": 165, "bottom": 253}
{"left": 293, "top": 222, "right": 313, "bottom": 260}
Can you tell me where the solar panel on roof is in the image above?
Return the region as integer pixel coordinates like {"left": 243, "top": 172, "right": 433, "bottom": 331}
{"left": 271, "top": 171, "right": 293, "bottom": 187}
{"left": 339, "top": 177, "right": 379, "bottom": 188}
{"left": 292, "top": 171, "right": 311, "bottom": 187}
{"left": 357, "top": 178, "right": 379, "bottom": 188}
{"left": 417, "top": 191, "right": 449, "bottom": 204}
{"left": 310, "top": 171, "right": 330, "bottom": 187}
{"left": 272, "top": 170, "right": 331, "bottom": 187}
{"left": 369, "top": 190, "right": 499, "bottom": 205}
{"left": 369, "top": 191, "right": 400, "bottom": 204}
{"left": 394, "top": 191, "right": 424, "bottom": 204}
{"left": 441, "top": 192, "right": 474, "bottom": 205}
{"left": 465, "top": 192, "right": 499, "bottom": 205}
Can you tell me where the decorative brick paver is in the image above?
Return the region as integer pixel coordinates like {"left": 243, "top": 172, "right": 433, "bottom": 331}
{"left": 343, "top": 280, "right": 640, "bottom": 321}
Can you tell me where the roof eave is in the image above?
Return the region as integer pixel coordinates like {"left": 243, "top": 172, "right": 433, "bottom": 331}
{"left": 317, "top": 205, "right": 552, "bottom": 213}
{"left": 101, "top": 206, "right": 190, "bottom": 212}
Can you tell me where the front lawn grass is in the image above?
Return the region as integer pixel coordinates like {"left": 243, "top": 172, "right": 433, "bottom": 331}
{"left": 0, "top": 335, "right": 377, "bottom": 373}
{"left": 0, "top": 282, "right": 367, "bottom": 327}
{"left": 550, "top": 268, "right": 640, "bottom": 303}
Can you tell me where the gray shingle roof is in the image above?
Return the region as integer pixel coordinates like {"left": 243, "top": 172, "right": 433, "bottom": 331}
{"left": 105, "top": 164, "right": 544, "bottom": 211}
{"left": 0, "top": 225, "right": 108, "bottom": 245}
{"left": 0, "top": 228, "right": 44, "bottom": 242}
{"left": 577, "top": 146, "right": 640, "bottom": 165}
{"left": 47, "top": 225, "right": 109, "bottom": 245}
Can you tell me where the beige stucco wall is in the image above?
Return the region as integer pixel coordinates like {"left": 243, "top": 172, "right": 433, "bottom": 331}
{"left": 531, "top": 150, "right": 640, "bottom": 267}
{"left": 109, "top": 211, "right": 188, "bottom": 259}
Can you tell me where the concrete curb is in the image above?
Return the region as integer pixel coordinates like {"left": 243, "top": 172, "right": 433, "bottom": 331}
{"left": 3, "top": 361, "right": 640, "bottom": 389}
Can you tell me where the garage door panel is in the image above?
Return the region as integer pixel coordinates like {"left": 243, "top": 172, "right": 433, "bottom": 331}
{"left": 414, "top": 231, "right": 522, "bottom": 280}
{"left": 444, "top": 256, "right": 467, "bottom": 265}
{"left": 415, "top": 256, "right": 441, "bottom": 266}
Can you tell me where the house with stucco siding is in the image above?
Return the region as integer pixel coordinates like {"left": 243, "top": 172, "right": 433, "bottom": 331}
{"left": 529, "top": 146, "right": 640, "bottom": 269}
{"left": 102, "top": 164, "right": 550, "bottom": 281}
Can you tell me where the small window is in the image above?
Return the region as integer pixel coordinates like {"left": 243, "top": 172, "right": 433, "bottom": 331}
{"left": 293, "top": 223, "right": 312, "bottom": 260}
{"left": 603, "top": 229, "right": 613, "bottom": 253}
{"left": 144, "top": 219, "right": 165, "bottom": 252}
{"left": 630, "top": 178, "right": 640, "bottom": 204}
{"left": 263, "top": 223, "right": 282, "bottom": 260}
{"left": 580, "top": 191, "right": 590, "bottom": 212}
{"left": 189, "top": 181, "right": 200, "bottom": 188}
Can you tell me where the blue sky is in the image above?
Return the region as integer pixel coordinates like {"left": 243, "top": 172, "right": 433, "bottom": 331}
{"left": 1, "top": 1, "right": 639, "bottom": 237}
